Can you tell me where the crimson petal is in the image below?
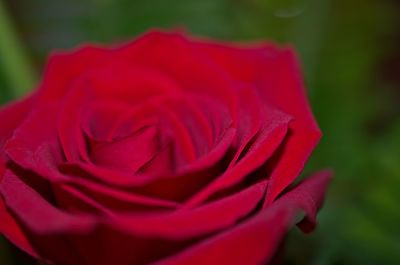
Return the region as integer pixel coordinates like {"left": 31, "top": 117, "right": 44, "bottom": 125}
{"left": 157, "top": 170, "right": 332, "bottom": 265}
{"left": 197, "top": 41, "right": 322, "bottom": 204}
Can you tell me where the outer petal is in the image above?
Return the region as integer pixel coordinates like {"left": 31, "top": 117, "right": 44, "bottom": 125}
{"left": 0, "top": 95, "right": 38, "bottom": 258}
{"left": 0, "top": 169, "right": 270, "bottom": 265}
{"left": 105, "top": 180, "right": 268, "bottom": 239}
{"left": 259, "top": 49, "right": 322, "bottom": 204}
{"left": 196, "top": 41, "right": 321, "bottom": 204}
{"left": 0, "top": 170, "right": 95, "bottom": 264}
{"left": 0, "top": 94, "right": 35, "bottom": 174}
{"left": 156, "top": 170, "right": 332, "bottom": 265}
{"left": 37, "top": 45, "right": 109, "bottom": 102}
{"left": 115, "top": 31, "right": 239, "bottom": 121}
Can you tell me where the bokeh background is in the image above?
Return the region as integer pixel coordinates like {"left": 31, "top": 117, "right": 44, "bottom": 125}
{"left": 0, "top": 0, "right": 399, "bottom": 264}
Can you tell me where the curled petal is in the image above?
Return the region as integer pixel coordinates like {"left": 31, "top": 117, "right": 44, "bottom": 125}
{"left": 197, "top": 41, "right": 322, "bottom": 203}
{"left": 157, "top": 170, "right": 332, "bottom": 265}
{"left": 184, "top": 107, "right": 291, "bottom": 207}
{"left": 0, "top": 169, "right": 270, "bottom": 264}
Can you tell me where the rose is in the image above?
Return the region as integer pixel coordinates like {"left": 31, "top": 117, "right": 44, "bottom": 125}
{"left": 0, "top": 30, "right": 331, "bottom": 265}
{"left": 0, "top": 30, "right": 332, "bottom": 265}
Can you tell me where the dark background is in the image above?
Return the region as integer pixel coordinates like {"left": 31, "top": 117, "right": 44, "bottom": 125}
{"left": 0, "top": 0, "right": 399, "bottom": 264}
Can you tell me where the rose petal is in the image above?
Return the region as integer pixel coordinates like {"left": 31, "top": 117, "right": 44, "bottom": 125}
{"left": 57, "top": 61, "right": 183, "bottom": 164}
{"left": 184, "top": 106, "right": 291, "bottom": 207}
{"left": 0, "top": 95, "right": 35, "bottom": 173}
{"left": 0, "top": 199, "right": 38, "bottom": 258}
{"left": 37, "top": 45, "right": 109, "bottom": 102}
{"left": 4, "top": 104, "right": 179, "bottom": 212}
{"left": 105, "top": 179, "right": 268, "bottom": 239}
{"left": 5, "top": 104, "right": 65, "bottom": 180}
{"left": 90, "top": 126, "right": 160, "bottom": 173}
{"left": 156, "top": 170, "right": 332, "bottom": 265}
{"left": 0, "top": 170, "right": 96, "bottom": 264}
{"left": 58, "top": 177, "right": 180, "bottom": 212}
{"left": 257, "top": 49, "right": 322, "bottom": 204}
{"left": 59, "top": 127, "right": 235, "bottom": 203}
{"left": 115, "top": 31, "right": 239, "bottom": 122}
{"left": 0, "top": 171, "right": 95, "bottom": 234}
{"left": 0, "top": 171, "right": 271, "bottom": 265}
{"left": 0, "top": 95, "right": 38, "bottom": 258}
{"left": 197, "top": 41, "right": 322, "bottom": 204}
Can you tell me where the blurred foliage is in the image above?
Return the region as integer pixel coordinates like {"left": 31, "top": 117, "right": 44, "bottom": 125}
{"left": 0, "top": 0, "right": 400, "bottom": 264}
{"left": 0, "top": 1, "right": 36, "bottom": 98}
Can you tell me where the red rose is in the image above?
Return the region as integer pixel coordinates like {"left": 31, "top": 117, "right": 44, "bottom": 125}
{"left": 0, "top": 30, "right": 331, "bottom": 265}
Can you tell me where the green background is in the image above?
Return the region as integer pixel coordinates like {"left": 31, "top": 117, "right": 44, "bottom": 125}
{"left": 1, "top": 0, "right": 399, "bottom": 264}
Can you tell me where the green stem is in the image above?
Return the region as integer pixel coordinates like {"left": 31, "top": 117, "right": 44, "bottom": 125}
{"left": 0, "top": 1, "right": 37, "bottom": 98}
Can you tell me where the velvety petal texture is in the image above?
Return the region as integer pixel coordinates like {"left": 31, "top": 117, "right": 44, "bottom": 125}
{"left": 0, "top": 30, "right": 331, "bottom": 265}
